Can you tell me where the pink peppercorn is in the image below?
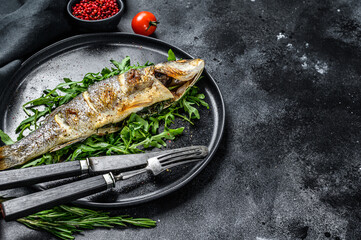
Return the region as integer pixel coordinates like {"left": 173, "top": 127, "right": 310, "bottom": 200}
{"left": 72, "top": 0, "right": 119, "bottom": 20}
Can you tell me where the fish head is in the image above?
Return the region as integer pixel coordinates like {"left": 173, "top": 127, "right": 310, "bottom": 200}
{"left": 154, "top": 59, "right": 205, "bottom": 101}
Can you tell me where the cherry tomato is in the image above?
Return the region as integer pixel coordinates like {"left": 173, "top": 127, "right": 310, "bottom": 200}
{"left": 131, "top": 11, "right": 159, "bottom": 36}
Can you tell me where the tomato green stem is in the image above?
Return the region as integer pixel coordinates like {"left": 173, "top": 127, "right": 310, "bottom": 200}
{"left": 146, "top": 21, "right": 159, "bottom": 31}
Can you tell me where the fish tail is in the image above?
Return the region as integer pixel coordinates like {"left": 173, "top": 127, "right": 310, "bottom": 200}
{"left": 0, "top": 125, "right": 57, "bottom": 170}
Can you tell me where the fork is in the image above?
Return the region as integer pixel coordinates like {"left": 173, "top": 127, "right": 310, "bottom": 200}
{"left": 1, "top": 147, "right": 207, "bottom": 221}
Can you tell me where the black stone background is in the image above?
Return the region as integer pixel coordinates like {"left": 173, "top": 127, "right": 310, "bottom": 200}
{"left": 2, "top": 0, "right": 361, "bottom": 239}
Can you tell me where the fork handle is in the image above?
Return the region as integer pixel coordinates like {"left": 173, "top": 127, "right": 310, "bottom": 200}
{"left": 1, "top": 173, "right": 115, "bottom": 221}
{"left": 0, "top": 160, "right": 87, "bottom": 190}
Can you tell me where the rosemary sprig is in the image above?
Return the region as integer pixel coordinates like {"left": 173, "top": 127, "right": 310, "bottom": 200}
{"left": 17, "top": 205, "right": 156, "bottom": 240}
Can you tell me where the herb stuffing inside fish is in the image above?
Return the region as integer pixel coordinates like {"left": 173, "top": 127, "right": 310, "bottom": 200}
{"left": 0, "top": 59, "right": 205, "bottom": 170}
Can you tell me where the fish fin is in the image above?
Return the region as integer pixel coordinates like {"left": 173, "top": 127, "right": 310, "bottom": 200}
{"left": 96, "top": 124, "right": 121, "bottom": 136}
{"left": 49, "top": 138, "right": 85, "bottom": 152}
{"left": 0, "top": 146, "right": 10, "bottom": 170}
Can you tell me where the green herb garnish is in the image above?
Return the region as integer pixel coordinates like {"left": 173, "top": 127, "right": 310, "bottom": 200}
{"left": 0, "top": 129, "right": 14, "bottom": 145}
{"left": 167, "top": 49, "right": 176, "bottom": 61}
{"left": 18, "top": 205, "right": 156, "bottom": 240}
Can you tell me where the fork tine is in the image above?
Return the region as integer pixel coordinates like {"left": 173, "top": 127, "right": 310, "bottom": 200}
{"left": 159, "top": 152, "right": 198, "bottom": 164}
{"left": 162, "top": 158, "right": 203, "bottom": 168}
{"left": 155, "top": 159, "right": 203, "bottom": 176}
{"left": 159, "top": 155, "right": 201, "bottom": 166}
{"left": 157, "top": 146, "right": 208, "bottom": 164}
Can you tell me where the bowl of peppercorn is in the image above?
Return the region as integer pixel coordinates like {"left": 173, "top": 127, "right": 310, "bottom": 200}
{"left": 67, "top": 0, "right": 124, "bottom": 31}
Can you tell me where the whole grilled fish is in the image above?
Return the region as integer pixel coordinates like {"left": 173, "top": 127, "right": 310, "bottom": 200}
{"left": 0, "top": 59, "right": 205, "bottom": 170}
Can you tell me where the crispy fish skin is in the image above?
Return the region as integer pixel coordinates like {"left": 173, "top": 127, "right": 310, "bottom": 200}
{"left": 0, "top": 59, "right": 205, "bottom": 170}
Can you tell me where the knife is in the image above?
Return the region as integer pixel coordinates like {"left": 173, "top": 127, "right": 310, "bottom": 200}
{"left": 0, "top": 146, "right": 207, "bottom": 190}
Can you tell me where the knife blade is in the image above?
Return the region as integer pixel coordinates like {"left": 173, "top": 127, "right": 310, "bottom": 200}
{"left": 87, "top": 151, "right": 157, "bottom": 173}
{"left": 0, "top": 146, "right": 207, "bottom": 190}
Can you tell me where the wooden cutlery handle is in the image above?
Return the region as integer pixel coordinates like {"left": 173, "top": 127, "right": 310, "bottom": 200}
{"left": 0, "top": 161, "right": 85, "bottom": 190}
{"left": 1, "top": 173, "right": 115, "bottom": 221}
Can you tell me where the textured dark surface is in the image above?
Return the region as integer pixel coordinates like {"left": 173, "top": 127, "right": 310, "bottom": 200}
{"left": 2, "top": 0, "right": 361, "bottom": 239}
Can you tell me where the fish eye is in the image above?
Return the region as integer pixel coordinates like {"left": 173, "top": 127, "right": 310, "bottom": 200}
{"left": 155, "top": 72, "right": 165, "bottom": 78}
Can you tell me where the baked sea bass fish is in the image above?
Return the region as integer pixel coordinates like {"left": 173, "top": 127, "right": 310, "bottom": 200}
{"left": 0, "top": 59, "right": 205, "bottom": 170}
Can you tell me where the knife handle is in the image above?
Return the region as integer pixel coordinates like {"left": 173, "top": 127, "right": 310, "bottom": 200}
{"left": 0, "top": 160, "right": 87, "bottom": 190}
{"left": 1, "top": 173, "right": 115, "bottom": 221}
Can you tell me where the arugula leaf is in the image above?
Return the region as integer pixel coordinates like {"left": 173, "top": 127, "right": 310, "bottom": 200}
{"left": 21, "top": 154, "right": 54, "bottom": 168}
{"left": 110, "top": 56, "right": 130, "bottom": 71}
{"left": 101, "top": 67, "right": 111, "bottom": 76}
{"left": 149, "top": 117, "right": 159, "bottom": 134}
{"left": 182, "top": 98, "right": 200, "bottom": 120}
{"left": 0, "top": 129, "right": 14, "bottom": 145}
{"left": 128, "top": 113, "right": 149, "bottom": 132}
{"left": 131, "top": 127, "right": 184, "bottom": 149}
{"left": 168, "top": 49, "right": 176, "bottom": 61}
{"left": 120, "top": 126, "right": 131, "bottom": 147}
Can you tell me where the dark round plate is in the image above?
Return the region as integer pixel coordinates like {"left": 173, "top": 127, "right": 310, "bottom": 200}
{"left": 0, "top": 33, "right": 225, "bottom": 208}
